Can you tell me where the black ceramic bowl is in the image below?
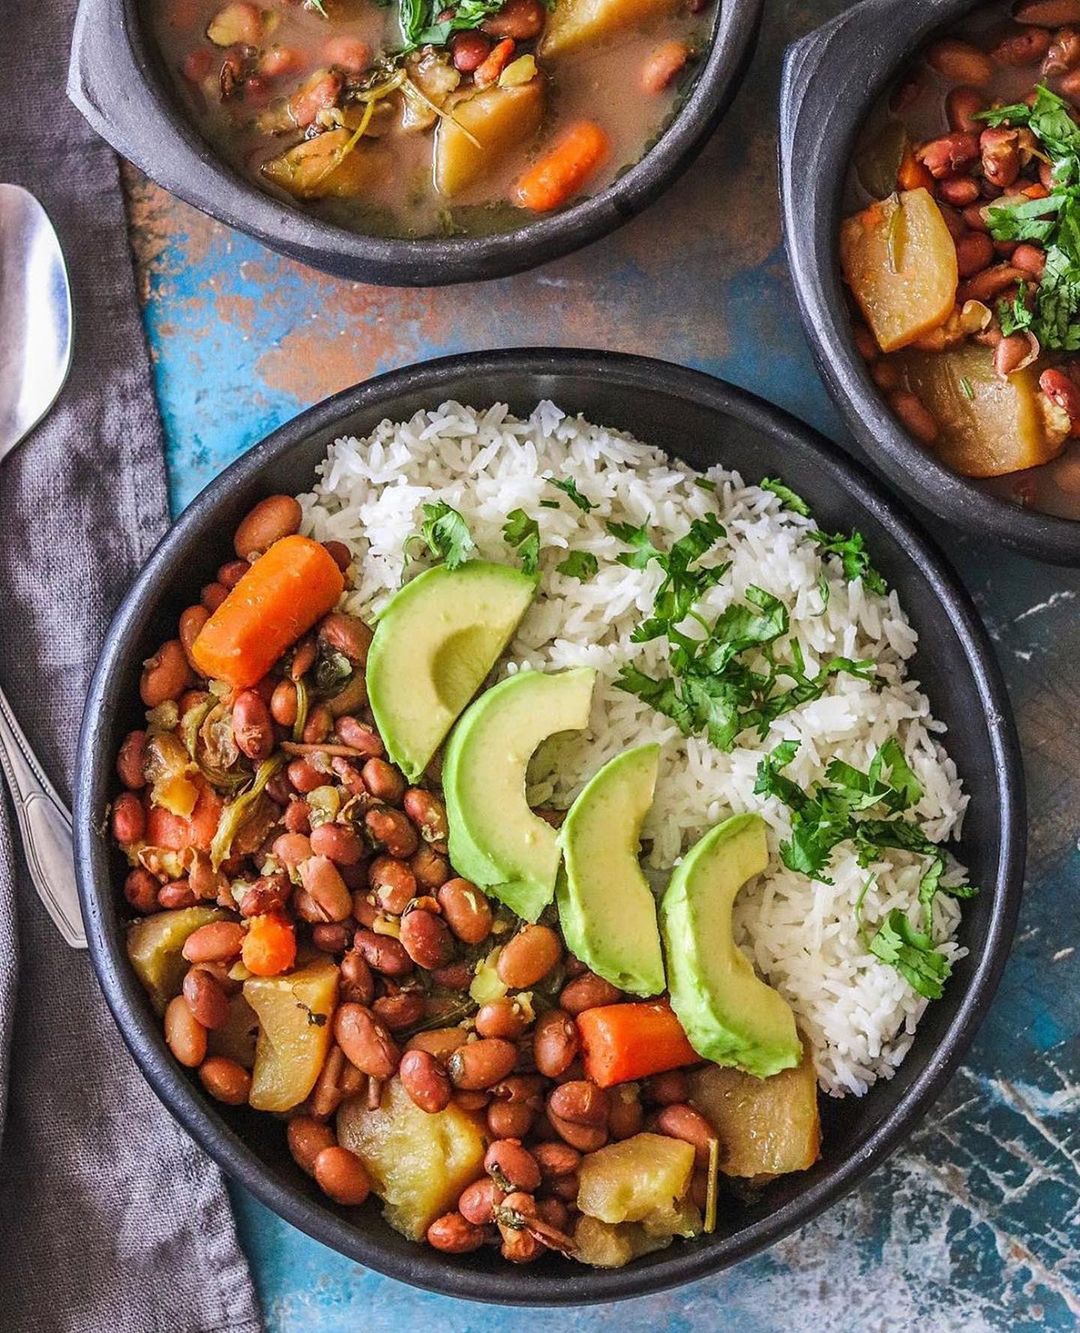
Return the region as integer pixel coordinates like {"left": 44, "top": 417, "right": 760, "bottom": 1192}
{"left": 76, "top": 349, "right": 1024, "bottom": 1304}
{"left": 67, "top": 0, "right": 760, "bottom": 286}
{"left": 779, "top": 0, "right": 1080, "bottom": 566}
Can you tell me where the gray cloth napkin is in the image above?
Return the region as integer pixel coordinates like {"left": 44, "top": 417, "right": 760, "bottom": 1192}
{"left": 0, "top": 4, "right": 261, "bottom": 1330}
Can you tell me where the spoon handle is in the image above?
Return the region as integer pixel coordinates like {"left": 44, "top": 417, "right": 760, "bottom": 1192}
{"left": 0, "top": 685, "right": 85, "bottom": 948}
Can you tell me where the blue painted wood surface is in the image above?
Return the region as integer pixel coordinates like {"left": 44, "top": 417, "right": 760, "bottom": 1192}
{"left": 129, "top": 0, "right": 1080, "bottom": 1326}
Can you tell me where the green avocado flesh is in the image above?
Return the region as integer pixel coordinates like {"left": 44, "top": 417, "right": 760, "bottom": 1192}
{"left": 367, "top": 561, "right": 536, "bottom": 782}
{"left": 556, "top": 744, "right": 665, "bottom": 997}
{"left": 443, "top": 667, "right": 596, "bottom": 922}
{"left": 661, "top": 813, "right": 800, "bottom": 1079}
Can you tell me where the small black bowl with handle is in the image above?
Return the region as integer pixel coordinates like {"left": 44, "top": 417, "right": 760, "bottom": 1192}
{"left": 67, "top": 0, "right": 760, "bottom": 287}
{"left": 780, "top": 0, "right": 1080, "bottom": 566}
{"left": 75, "top": 348, "right": 1024, "bottom": 1304}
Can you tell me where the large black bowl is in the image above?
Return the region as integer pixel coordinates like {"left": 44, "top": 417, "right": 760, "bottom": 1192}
{"left": 67, "top": 0, "right": 760, "bottom": 286}
{"left": 75, "top": 349, "right": 1024, "bottom": 1304}
{"left": 779, "top": 0, "right": 1080, "bottom": 566}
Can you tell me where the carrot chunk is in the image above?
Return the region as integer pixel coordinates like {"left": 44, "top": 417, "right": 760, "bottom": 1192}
{"left": 242, "top": 913, "right": 298, "bottom": 977}
{"left": 515, "top": 120, "right": 610, "bottom": 212}
{"left": 145, "top": 778, "right": 224, "bottom": 853}
{"left": 191, "top": 534, "right": 344, "bottom": 689}
{"left": 897, "top": 144, "right": 933, "bottom": 193}
{"left": 577, "top": 1001, "right": 699, "bottom": 1088}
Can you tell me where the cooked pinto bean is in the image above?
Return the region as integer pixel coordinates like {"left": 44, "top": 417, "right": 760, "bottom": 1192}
{"left": 124, "top": 867, "right": 160, "bottom": 914}
{"left": 199, "top": 1055, "right": 252, "bottom": 1105}
{"left": 476, "top": 998, "right": 530, "bottom": 1040}
{"left": 917, "top": 130, "right": 980, "bottom": 178}
{"left": 427, "top": 1212, "right": 486, "bottom": 1253}
{"left": 497, "top": 924, "right": 561, "bottom": 988}
{"left": 448, "top": 1038, "right": 519, "bottom": 1090}
{"left": 287, "top": 1115, "right": 336, "bottom": 1175}
{"left": 234, "top": 495, "right": 302, "bottom": 559}
{"left": 302, "top": 703, "right": 334, "bottom": 745}
{"left": 488, "top": 1099, "right": 534, "bottom": 1139}
{"left": 362, "top": 758, "right": 407, "bottom": 804}
{"left": 938, "top": 175, "right": 981, "bottom": 207}
{"left": 655, "top": 1103, "right": 715, "bottom": 1166}
{"left": 369, "top": 856, "right": 416, "bottom": 914}
{"left": 335, "top": 715, "right": 385, "bottom": 756}
{"left": 354, "top": 927, "right": 414, "bottom": 976}
{"left": 399, "top": 1048, "right": 453, "bottom": 1112}
{"left": 182, "top": 919, "right": 245, "bottom": 964}
{"left": 1040, "top": 367, "right": 1080, "bottom": 425}
{"left": 981, "top": 126, "right": 1021, "bottom": 188}
{"left": 1012, "top": 242, "right": 1046, "bottom": 276}
{"left": 889, "top": 391, "right": 940, "bottom": 444}
{"left": 318, "top": 612, "right": 373, "bottom": 666}
{"left": 165, "top": 994, "right": 207, "bottom": 1067}
{"left": 430, "top": 960, "right": 474, "bottom": 991}
{"left": 548, "top": 1080, "right": 609, "bottom": 1127}
{"left": 532, "top": 1141, "right": 581, "bottom": 1181}
{"left": 201, "top": 582, "right": 228, "bottom": 613}
{"left": 643, "top": 1069, "right": 690, "bottom": 1105}
{"left": 459, "top": 1176, "right": 505, "bottom": 1225}
{"left": 339, "top": 949, "right": 376, "bottom": 1004}
{"left": 559, "top": 971, "right": 624, "bottom": 1014}
{"left": 178, "top": 605, "right": 210, "bottom": 671}
{"left": 183, "top": 966, "right": 230, "bottom": 1029}
{"left": 532, "top": 1009, "right": 579, "bottom": 1078}
{"left": 273, "top": 831, "right": 313, "bottom": 866}
{"left": 373, "top": 990, "right": 427, "bottom": 1031}
{"left": 486, "top": 1139, "right": 541, "bottom": 1192}
{"left": 334, "top": 1002, "right": 400, "bottom": 1078}
{"left": 451, "top": 30, "right": 491, "bottom": 71}
{"left": 1044, "top": 25, "right": 1080, "bottom": 71}
{"left": 309, "top": 821, "right": 365, "bottom": 866}
{"left": 314, "top": 1145, "right": 371, "bottom": 1206}
{"left": 406, "top": 1026, "right": 470, "bottom": 1062}
{"left": 608, "top": 1085, "right": 645, "bottom": 1139}
{"left": 484, "top": 0, "right": 544, "bottom": 38}
{"left": 141, "top": 640, "right": 193, "bottom": 708}
{"left": 955, "top": 230, "right": 995, "bottom": 279}
{"left": 437, "top": 878, "right": 493, "bottom": 944}
{"left": 158, "top": 880, "right": 197, "bottom": 909}
{"left": 547, "top": 1110, "right": 607, "bottom": 1152}
{"left": 311, "top": 921, "right": 353, "bottom": 953}
{"left": 410, "top": 845, "right": 452, "bottom": 890}
{"left": 640, "top": 39, "right": 690, "bottom": 93}
{"left": 116, "top": 730, "right": 148, "bottom": 790}
{"left": 991, "top": 27, "right": 1051, "bottom": 64}
{"left": 945, "top": 85, "right": 985, "bottom": 131}
{"left": 287, "top": 758, "right": 325, "bottom": 793}
{"left": 232, "top": 689, "right": 275, "bottom": 760}
{"left": 111, "top": 791, "right": 145, "bottom": 845}
{"left": 403, "top": 788, "right": 449, "bottom": 844}
{"left": 400, "top": 908, "right": 455, "bottom": 970}
{"left": 995, "top": 333, "right": 1033, "bottom": 376}
{"left": 926, "top": 38, "right": 994, "bottom": 84}
{"left": 365, "top": 805, "right": 419, "bottom": 858}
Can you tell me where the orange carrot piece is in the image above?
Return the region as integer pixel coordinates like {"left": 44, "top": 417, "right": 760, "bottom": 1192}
{"left": 897, "top": 145, "right": 933, "bottom": 193}
{"left": 242, "top": 913, "right": 297, "bottom": 977}
{"left": 515, "top": 120, "right": 610, "bottom": 213}
{"left": 191, "top": 534, "right": 344, "bottom": 689}
{"left": 145, "top": 778, "right": 224, "bottom": 853}
{"left": 577, "top": 1001, "right": 699, "bottom": 1088}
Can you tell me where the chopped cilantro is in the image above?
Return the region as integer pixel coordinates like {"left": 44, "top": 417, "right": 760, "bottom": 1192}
{"left": 400, "top": 0, "right": 504, "bottom": 49}
{"left": 502, "top": 509, "right": 540, "bottom": 575}
{"left": 753, "top": 739, "right": 976, "bottom": 999}
{"left": 409, "top": 501, "right": 475, "bottom": 570}
{"left": 760, "top": 477, "right": 811, "bottom": 516}
{"left": 959, "top": 376, "right": 975, "bottom": 401}
{"left": 694, "top": 477, "right": 717, "bottom": 492}
{"left": 548, "top": 477, "right": 596, "bottom": 512}
{"left": 810, "top": 527, "right": 887, "bottom": 596}
{"left": 556, "top": 550, "right": 598, "bottom": 580}
{"left": 539, "top": 499, "right": 561, "bottom": 509}
{"left": 976, "top": 85, "right": 1080, "bottom": 352}
{"left": 607, "top": 515, "right": 729, "bottom": 643}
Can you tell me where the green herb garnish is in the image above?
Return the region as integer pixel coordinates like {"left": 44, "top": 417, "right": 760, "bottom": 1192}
{"left": 503, "top": 509, "right": 541, "bottom": 575}
{"left": 959, "top": 376, "right": 975, "bottom": 401}
{"left": 694, "top": 477, "right": 717, "bottom": 493}
{"left": 548, "top": 477, "right": 596, "bottom": 512}
{"left": 608, "top": 515, "right": 729, "bottom": 643}
{"left": 753, "top": 739, "right": 976, "bottom": 999}
{"left": 977, "top": 85, "right": 1080, "bottom": 351}
{"left": 809, "top": 528, "right": 887, "bottom": 596}
{"left": 409, "top": 501, "right": 475, "bottom": 570}
{"left": 760, "top": 477, "right": 811, "bottom": 516}
{"left": 556, "top": 550, "right": 598, "bottom": 580}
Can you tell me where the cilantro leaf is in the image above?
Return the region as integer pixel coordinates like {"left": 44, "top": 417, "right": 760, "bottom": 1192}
{"left": 610, "top": 515, "right": 729, "bottom": 643}
{"left": 502, "top": 509, "right": 540, "bottom": 576}
{"left": 400, "top": 0, "right": 504, "bottom": 50}
{"left": 694, "top": 477, "right": 717, "bottom": 492}
{"left": 410, "top": 501, "right": 475, "bottom": 570}
{"left": 556, "top": 550, "right": 598, "bottom": 580}
{"left": 869, "top": 910, "right": 951, "bottom": 1000}
{"left": 760, "top": 477, "right": 811, "bottom": 516}
{"left": 548, "top": 477, "right": 595, "bottom": 512}
{"left": 608, "top": 520, "right": 664, "bottom": 570}
{"left": 810, "top": 528, "right": 887, "bottom": 596}
{"left": 613, "top": 664, "right": 695, "bottom": 735}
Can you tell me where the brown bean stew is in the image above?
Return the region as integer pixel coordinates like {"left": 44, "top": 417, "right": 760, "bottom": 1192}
{"left": 840, "top": 0, "right": 1080, "bottom": 518}
{"left": 113, "top": 493, "right": 822, "bottom": 1270}
{"left": 150, "top": 0, "right": 713, "bottom": 238}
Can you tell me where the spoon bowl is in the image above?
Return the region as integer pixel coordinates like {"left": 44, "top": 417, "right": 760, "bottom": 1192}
{"left": 0, "top": 184, "right": 73, "bottom": 461}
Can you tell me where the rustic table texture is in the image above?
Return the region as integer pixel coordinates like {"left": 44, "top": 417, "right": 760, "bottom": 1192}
{"left": 122, "top": 0, "right": 1080, "bottom": 1327}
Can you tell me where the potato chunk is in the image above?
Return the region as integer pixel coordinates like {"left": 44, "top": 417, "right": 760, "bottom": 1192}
{"left": 688, "top": 1042, "right": 821, "bottom": 1179}
{"left": 572, "top": 1215, "right": 674, "bottom": 1268}
{"left": 262, "top": 128, "right": 384, "bottom": 201}
{"left": 435, "top": 79, "right": 545, "bottom": 198}
{"left": 244, "top": 955, "right": 338, "bottom": 1112}
{"left": 577, "top": 1132, "right": 695, "bottom": 1224}
{"left": 127, "top": 907, "right": 225, "bottom": 1013}
{"left": 896, "top": 343, "right": 1067, "bottom": 477}
{"left": 337, "top": 1078, "right": 487, "bottom": 1239}
{"left": 207, "top": 992, "right": 259, "bottom": 1070}
{"left": 541, "top": 0, "right": 680, "bottom": 57}
{"left": 839, "top": 189, "right": 958, "bottom": 352}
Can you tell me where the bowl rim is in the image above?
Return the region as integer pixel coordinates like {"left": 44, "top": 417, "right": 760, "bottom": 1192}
{"left": 778, "top": 0, "right": 1080, "bottom": 565}
{"left": 74, "top": 348, "right": 1026, "bottom": 1304}
{"left": 67, "top": 0, "right": 761, "bottom": 286}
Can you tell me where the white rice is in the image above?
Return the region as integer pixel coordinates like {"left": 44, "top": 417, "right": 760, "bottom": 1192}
{"left": 299, "top": 400, "right": 971, "bottom": 1098}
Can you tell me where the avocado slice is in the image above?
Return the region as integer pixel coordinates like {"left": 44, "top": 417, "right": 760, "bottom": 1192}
{"left": 443, "top": 667, "right": 596, "bottom": 921}
{"left": 367, "top": 561, "right": 536, "bottom": 781}
{"left": 556, "top": 744, "right": 665, "bottom": 997}
{"left": 661, "top": 813, "right": 800, "bottom": 1078}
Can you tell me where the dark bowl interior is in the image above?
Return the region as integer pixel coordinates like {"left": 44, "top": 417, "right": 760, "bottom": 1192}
{"left": 779, "top": 0, "right": 1080, "bottom": 566}
{"left": 67, "top": 0, "right": 761, "bottom": 286}
{"left": 75, "top": 349, "right": 1025, "bottom": 1304}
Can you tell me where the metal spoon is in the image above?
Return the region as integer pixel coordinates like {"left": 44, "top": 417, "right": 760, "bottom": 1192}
{"left": 0, "top": 184, "right": 84, "bottom": 948}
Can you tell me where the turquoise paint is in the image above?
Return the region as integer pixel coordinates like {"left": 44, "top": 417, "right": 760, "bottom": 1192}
{"left": 140, "top": 0, "right": 1080, "bottom": 1326}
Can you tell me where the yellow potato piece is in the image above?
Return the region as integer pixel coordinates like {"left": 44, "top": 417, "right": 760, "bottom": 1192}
{"left": 207, "top": 992, "right": 259, "bottom": 1070}
{"left": 434, "top": 79, "right": 545, "bottom": 198}
{"left": 688, "top": 1041, "right": 822, "bottom": 1179}
{"left": 337, "top": 1078, "right": 487, "bottom": 1240}
{"left": 262, "top": 128, "right": 384, "bottom": 201}
{"left": 541, "top": 0, "right": 680, "bottom": 57}
{"left": 839, "top": 189, "right": 958, "bottom": 353}
{"left": 896, "top": 343, "right": 1068, "bottom": 477}
{"left": 244, "top": 955, "right": 338, "bottom": 1112}
{"left": 572, "top": 1215, "right": 674, "bottom": 1268}
{"left": 577, "top": 1132, "right": 695, "bottom": 1224}
{"left": 127, "top": 906, "right": 225, "bottom": 1014}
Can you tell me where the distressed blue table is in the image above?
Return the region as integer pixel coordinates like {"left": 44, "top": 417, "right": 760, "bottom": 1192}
{"left": 128, "top": 0, "right": 1080, "bottom": 1326}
